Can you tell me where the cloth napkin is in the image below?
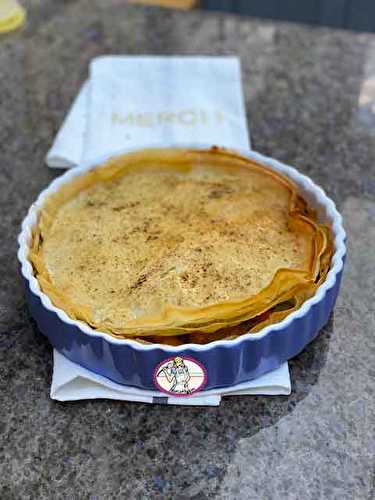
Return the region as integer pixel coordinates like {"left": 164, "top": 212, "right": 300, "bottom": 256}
{"left": 46, "top": 55, "right": 250, "bottom": 168}
{"left": 46, "top": 55, "right": 291, "bottom": 404}
{"left": 51, "top": 350, "right": 291, "bottom": 405}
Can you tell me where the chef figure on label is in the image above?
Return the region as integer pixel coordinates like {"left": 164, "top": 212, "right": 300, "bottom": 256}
{"left": 157, "top": 357, "right": 191, "bottom": 394}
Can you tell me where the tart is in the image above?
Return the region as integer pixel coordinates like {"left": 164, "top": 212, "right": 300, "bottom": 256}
{"left": 29, "top": 148, "right": 333, "bottom": 345}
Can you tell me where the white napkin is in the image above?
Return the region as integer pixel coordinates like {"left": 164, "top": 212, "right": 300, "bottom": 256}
{"left": 46, "top": 55, "right": 291, "bottom": 404}
{"left": 46, "top": 55, "right": 250, "bottom": 168}
{"left": 51, "top": 350, "right": 291, "bottom": 405}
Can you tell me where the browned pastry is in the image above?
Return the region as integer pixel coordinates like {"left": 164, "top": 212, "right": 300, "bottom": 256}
{"left": 29, "top": 148, "right": 332, "bottom": 343}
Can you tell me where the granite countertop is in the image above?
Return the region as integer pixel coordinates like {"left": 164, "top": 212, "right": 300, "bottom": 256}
{"left": 1, "top": 1, "right": 374, "bottom": 498}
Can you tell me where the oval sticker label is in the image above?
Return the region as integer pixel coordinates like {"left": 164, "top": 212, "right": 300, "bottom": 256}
{"left": 153, "top": 356, "right": 207, "bottom": 396}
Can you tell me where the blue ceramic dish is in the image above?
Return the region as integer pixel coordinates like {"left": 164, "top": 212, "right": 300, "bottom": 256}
{"left": 18, "top": 146, "right": 346, "bottom": 394}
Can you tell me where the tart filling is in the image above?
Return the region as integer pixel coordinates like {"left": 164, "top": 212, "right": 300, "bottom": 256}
{"left": 30, "top": 148, "right": 333, "bottom": 345}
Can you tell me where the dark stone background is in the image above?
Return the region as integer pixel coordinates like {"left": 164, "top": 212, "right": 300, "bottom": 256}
{"left": 0, "top": 1, "right": 374, "bottom": 498}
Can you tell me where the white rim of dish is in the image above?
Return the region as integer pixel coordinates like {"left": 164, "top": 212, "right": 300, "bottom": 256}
{"left": 18, "top": 144, "right": 346, "bottom": 353}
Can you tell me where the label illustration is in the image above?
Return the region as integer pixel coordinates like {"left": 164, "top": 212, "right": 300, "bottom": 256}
{"left": 153, "top": 356, "right": 207, "bottom": 396}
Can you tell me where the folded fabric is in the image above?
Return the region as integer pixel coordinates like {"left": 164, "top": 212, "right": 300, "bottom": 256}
{"left": 51, "top": 350, "right": 291, "bottom": 406}
{"left": 46, "top": 56, "right": 250, "bottom": 168}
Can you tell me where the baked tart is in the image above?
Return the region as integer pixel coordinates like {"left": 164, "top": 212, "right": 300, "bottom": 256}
{"left": 29, "top": 148, "right": 333, "bottom": 345}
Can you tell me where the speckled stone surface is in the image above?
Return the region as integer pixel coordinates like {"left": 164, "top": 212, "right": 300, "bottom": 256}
{"left": 0, "top": 1, "right": 374, "bottom": 499}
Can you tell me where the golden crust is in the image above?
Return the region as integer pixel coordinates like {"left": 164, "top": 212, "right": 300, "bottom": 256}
{"left": 29, "top": 148, "right": 333, "bottom": 341}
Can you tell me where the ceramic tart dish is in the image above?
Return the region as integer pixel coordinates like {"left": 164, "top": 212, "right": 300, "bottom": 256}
{"left": 18, "top": 146, "right": 346, "bottom": 396}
